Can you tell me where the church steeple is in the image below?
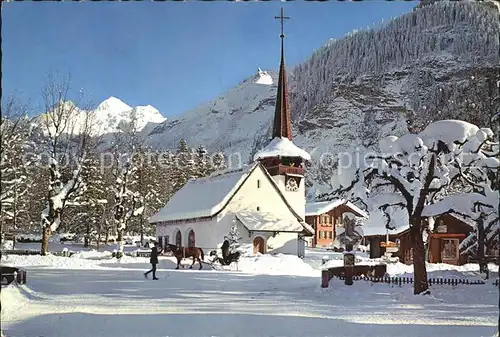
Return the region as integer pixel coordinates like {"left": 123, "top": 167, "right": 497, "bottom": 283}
{"left": 272, "top": 7, "right": 292, "bottom": 141}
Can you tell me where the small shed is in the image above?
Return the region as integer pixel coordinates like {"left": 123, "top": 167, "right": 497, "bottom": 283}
{"left": 427, "top": 213, "right": 474, "bottom": 265}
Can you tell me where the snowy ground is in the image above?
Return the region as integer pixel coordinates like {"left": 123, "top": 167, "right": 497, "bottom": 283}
{"left": 1, "top": 248, "right": 499, "bottom": 337}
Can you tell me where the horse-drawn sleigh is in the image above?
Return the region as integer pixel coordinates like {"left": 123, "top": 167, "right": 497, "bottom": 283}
{"left": 163, "top": 239, "right": 241, "bottom": 271}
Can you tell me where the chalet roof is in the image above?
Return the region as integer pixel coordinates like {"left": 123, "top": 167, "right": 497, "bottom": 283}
{"left": 236, "top": 211, "right": 314, "bottom": 235}
{"left": 305, "top": 199, "right": 368, "bottom": 218}
{"left": 305, "top": 200, "right": 344, "bottom": 216}
{"left": 440, "top": 213, "right": 476, "bottom": 229}
{"left": 253, "top": 137, "right": 311, "bottom": 161}
{"left": 149, "top": 161, "right": 307, "bottom": 226}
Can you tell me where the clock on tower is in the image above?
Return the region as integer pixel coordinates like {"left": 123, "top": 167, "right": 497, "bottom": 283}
{"left": 285, "top": 176, "right": 299, "bottom": 192}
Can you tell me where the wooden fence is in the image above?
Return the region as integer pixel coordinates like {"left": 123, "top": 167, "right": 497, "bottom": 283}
{"left": 1, "top": 249, "right": 41, "bottom": 256}
{"left": 327, "top": 275, "right": 499, "bottom": 287}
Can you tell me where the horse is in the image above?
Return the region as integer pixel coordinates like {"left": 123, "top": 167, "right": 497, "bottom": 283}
{"left": 164, "top": 244, "right": 205, "bottom": 270}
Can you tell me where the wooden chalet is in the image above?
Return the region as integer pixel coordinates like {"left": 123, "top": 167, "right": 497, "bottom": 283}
{"left": 305, "top": 200, "right": 368, "bottom": 248}
{"left": 363, "top": 213, "right": 476, "bottom": 265}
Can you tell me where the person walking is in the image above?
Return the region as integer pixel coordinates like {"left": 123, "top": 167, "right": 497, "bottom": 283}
{"left": 144, "top": 242, "right": 162, "bottom": 280}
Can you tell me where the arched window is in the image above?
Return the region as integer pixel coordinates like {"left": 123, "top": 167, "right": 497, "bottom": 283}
{"left": 188, "top": 229, "right": 195, "bottom": 248}
{"left": 175, "top": 230, "right": 182, "bottom": 247}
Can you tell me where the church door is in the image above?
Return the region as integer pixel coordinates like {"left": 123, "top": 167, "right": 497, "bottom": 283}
{"left": 253, "top": 237, "right": 265, "bottom": 254}
{"left": 176, "top": 231, "right": 182, "bottom": 247}
{"left": 188, "top": 230, "right": 195, "bottom": 248}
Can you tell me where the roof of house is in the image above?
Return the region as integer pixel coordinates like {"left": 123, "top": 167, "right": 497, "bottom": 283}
{"left": 305, "top": 200, "right": 344, "bottom": 216}
{"left": 236, "top": 211, "right": 314, "bottom": 234}
{"left": 362, "top": 210, "right": 477, "bottom": 238}
{"left": 448, "top": 213, "right": 476, "bottom": 228}
{"left": 343, "top": 201, "right": 369, "bottom": 218}
{"left": 253, "top": 137, "right": 311, "bottom": 161}
{"left": 149, "top": 161, "right": 309, "bottom": 231}
{"left": 305, "top": 199, "right": 368, "bottom": 218}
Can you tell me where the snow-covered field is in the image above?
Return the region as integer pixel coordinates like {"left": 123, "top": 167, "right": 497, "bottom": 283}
{"left": 1, "top": 248, "right": 499, "bottom": 337}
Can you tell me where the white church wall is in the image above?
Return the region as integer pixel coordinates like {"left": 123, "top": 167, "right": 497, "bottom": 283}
{"left": 154, "top": 164, "right": 306, "bottom": 257}
{"left": 223, "top": 165, "right": 301, "bottom": 255}
{"left": 267, "top": 232, "right": 299, "bottom": 255}
{"left": 272, "top": 175, "right": 306, "bottom": 220}
{"left": 156, "top": 219, "right": 219, "bottom": 252}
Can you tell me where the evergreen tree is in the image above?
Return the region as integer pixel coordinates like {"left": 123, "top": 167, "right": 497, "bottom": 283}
{"left": 226, "top": 221, "right": 242, "bottom": 254}
{"left": 78, "top": 144, "right": 111, "bottom": 247}
{"left": 0, "top": 96, "right": 35, "bottom": 234}
{"left": 113, "top": 155, "right": 141, "bottom": 256}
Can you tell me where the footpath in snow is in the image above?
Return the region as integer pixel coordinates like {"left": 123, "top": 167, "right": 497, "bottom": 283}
{"left": 1, "top": 248, "right": 499, "bottom": 337}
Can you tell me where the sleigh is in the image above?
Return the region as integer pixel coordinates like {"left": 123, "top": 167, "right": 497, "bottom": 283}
{"left": 206, "top": 248, "right": 241, "bottom": 271}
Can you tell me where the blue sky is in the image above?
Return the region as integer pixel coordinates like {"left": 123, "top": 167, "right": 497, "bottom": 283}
{"left": 3, "top": 1, "right": 415, "bottom": 117}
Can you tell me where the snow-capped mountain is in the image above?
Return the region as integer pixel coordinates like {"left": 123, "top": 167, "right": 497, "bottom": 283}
{"left": 38, "top": 96, "right": 166, "bottom": 137}
{"left": 143, "top": 1, "right": 499, "bottom": 196}
{"left": 93, "top": 97, "right": 166, "bottom": 135}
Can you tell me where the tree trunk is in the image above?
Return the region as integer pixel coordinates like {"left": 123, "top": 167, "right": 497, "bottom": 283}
{"left": 140, "top": 215, "right": 144, "bottom": 247}
{"left": 41, "top": 226, "right": 51, "bottom": 255}
{"left": 116, "top": 227, "right": 124, "bottom": 257}
{"left": 477, "top": 217, "right": 489, "bottom": 278}
{"left": 97, "top": 221, "right": 101, "bottom": 251}
{"left": 410, "top": 218, "right": 429, "bottom": 295}
{"left": 84, "top": 222, "right": 90, "bottom": 248}
{"left": 369, "top": 237, "right": 381, "bottom": 259}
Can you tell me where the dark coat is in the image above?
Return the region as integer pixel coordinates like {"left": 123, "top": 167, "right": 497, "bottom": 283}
{"left": 150, "top": 246, "right": 160, "bottom": 264}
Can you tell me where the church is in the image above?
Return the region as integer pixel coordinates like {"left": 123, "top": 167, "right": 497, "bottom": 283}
{"left": 149, "top": 10, "right": 314, "bottom": 256}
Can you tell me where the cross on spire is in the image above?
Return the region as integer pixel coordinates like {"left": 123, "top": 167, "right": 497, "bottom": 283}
{"left": 272, "top": 7, "right": 292, "bottom": 141}
{"left": 274, "top": 7, "right": 290, "bottom": 39}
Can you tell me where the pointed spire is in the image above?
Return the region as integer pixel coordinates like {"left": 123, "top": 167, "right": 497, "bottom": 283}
{"left": 273, "top": 8, "right": 292, "bottom": 141}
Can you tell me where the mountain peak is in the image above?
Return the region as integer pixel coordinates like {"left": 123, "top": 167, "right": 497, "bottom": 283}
{"left": 255, "top": 68, "right": 273, "bottom": 85}
{"left": 96, "top": 96, "right": 132, "bottom": 113}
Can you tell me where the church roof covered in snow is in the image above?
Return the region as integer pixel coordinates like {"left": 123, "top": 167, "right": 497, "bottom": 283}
{"left": 149, "top": 161, "right": 309, "bottom": 230}
{"left": 305, "top": 199, "right": 368, "bottom": 218}
{"left": 236, "top": 211, "right": 313, "bottom": 235}
{"left": 149, "top": 164, "right": 257, "bottom": 223}
{"left": 253, "top": 137, "right": 311, "bottom": 161}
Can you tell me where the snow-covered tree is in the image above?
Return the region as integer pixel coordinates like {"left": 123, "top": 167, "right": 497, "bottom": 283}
{"left": 0, "top": 96, "right": 34, "bottom": 233}
{"left": 289, "top": 1, "right": 498, "bottom": 128}
{"left": 328, "top": 120, "right": 494, "bottom": 294}
{"left": 195, "top": 145, "right": 211, "bottom": 177}
{"left": 422, "top": 124, "right": 499, "bottom": 276}
{"left": 77, "top": 140, "right": 111, "bottom": 247}
{"left": 109, "top": 108, "right": 144, "bottom": 253}
{"left": 226, "top": 221, "right": 242, "bottom": 254}
{"left": 39, "top": 75, "right": 95, "bottom": 255}
{"left": 130, "top": 147, "right": 164, "bottom": 245}
{"left": 113, "top": 155, "right": 142, "bottom": 256}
